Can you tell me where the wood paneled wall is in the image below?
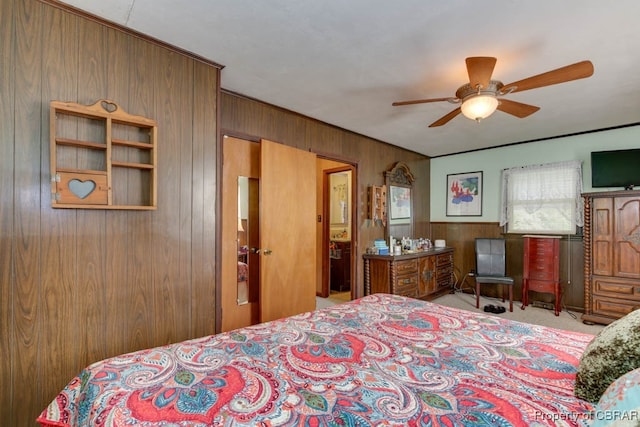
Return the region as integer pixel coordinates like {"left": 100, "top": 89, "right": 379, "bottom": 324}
{"left": 1, "top": 0, "right": 219, "bottom": 424}
{"left": 220, "top": 92, "right": 430, "bottom": 300}
{"left": 431, "top": 222, "right": 586, "bottom": 311}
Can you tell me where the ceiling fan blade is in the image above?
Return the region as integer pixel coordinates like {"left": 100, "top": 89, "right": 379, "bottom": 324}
{"left": 497, "top": 98, "right": 540, "bottom": 118}
{"left": 428, "top": 107, "right": 461, "bottom": 127}
{"left": 466, "top": 57, "right": 497, "bottom": 90}
{"left": 392, "top": 97, "right": 454, "bottom": 106}
{"left": 501, "top": 60, "right": 594, "bottom": 94}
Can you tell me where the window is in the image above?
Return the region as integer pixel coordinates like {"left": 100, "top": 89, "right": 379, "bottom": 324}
{"left": 500, "top": 160, "right": 583, "bottom": 234}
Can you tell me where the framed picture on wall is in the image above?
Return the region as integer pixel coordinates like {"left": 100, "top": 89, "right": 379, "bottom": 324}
{"left": 446, "top": 171, "right": 482, "bottom": 216}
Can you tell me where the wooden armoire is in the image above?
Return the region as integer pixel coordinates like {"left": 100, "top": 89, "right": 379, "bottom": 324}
{"left": 582, "top": 190, "right": 640, "bottom": 325}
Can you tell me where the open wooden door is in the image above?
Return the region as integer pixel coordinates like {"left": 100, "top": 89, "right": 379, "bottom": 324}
{"left": 221, "top": 137, "right": 316, "bottom": 331}
{"left": 221, "top": 136, "right": 260, "bottom": 332}
{"left": 259, "top": 139, "right": 316, "bottom": 322}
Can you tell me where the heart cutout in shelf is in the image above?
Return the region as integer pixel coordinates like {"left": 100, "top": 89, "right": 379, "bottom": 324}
{"left": 100, "top": 100, "right": 118, "bottom": 113}
{"left": 69, "top": 179, "right": 96, "bottom": 199}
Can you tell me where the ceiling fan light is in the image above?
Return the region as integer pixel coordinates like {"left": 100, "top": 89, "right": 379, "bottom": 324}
{"left": 461, "top": 95, "right": 499, "bottom": 122}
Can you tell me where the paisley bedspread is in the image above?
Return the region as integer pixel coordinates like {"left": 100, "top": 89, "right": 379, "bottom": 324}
{"left": 37, "top": 293, "right": 595, "bottom": 426}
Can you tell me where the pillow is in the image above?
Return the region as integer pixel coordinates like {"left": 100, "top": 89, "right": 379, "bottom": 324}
{"left": 574, "top": 308, "right": 640, "bottom": 403}
{"left": 591, "top": 367, "right": 640, "bottom": 427}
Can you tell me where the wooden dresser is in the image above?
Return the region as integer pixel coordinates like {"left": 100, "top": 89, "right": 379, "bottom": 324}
{"left": 522, "top": 235, "right": 561, "bottom": 315}
{"left": 583, "top": 190, "right": 640, "bottom": 325}
{"left": 363, "top": 248, "right": 454, "bottom": 300}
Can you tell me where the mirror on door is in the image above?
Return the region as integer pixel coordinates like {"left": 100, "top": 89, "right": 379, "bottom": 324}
{"left": 237, "top": 176, "right": 260, "bottom": 305}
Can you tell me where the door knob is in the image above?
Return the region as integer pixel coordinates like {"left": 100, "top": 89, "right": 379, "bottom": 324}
{"left": 263, "top": 249, "right": 273, "bottom": 255}
{"left": 250, "top": 247, "right": 260, "bottom": 254}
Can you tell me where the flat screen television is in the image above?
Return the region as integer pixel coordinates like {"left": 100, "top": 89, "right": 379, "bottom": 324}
{"left": 591, "top": 148, "right": 640, "bottom": 190}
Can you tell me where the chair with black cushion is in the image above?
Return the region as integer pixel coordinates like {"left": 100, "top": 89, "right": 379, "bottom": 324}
{"left": 474, "top": 238, "right": 514, "bottom": 312}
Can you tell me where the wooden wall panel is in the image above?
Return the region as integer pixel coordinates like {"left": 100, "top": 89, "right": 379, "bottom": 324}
{"left": 126, "top": 38, "right": 157, "bottom": 354}
{"left": 14, "top": 1, "right": 44, "bottom": 425}
{"left": 2, "top": 0, "right": 220, "bottom": 423}
{"left": 155, "top": 44, "right": 186, "bottom": 331}
{"left": 104, "top": 28, "right": 132, "bottom": 359}
{"left": 0, "top": 0, "right": 15, "bottom": 422}
{"left": 152, "top": 50, "right": 194, "bottom": 346}
{"left": 38, "top": 3, "right": 80, "bottom": 417}
{"left": 431, "top": 222, "right": 503, "bottom": 283}
{"left": 75, "top": 12, "right": 109, "bottom": 371}
{"left": 190, "top": 62, "right": 218, "bottom": 338}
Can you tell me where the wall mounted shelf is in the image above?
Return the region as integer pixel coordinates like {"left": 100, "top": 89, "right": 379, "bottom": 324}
{"left": 50, "top": 99, "right": 157, "bottom": 210}
{"left": 368, "top": 184, "right": 387, "bottom": 224}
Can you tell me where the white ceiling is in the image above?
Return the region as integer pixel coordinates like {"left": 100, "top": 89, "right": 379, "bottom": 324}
{"left": 58, "top": 0, "right": 640, "bottom": 157}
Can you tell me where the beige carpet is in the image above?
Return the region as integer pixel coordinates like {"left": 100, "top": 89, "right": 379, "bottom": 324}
{"left": 317, "top": 291, "right": 605, "bottom": 336}
{"left": 433, "top": 291, "right": 604, "bottom": 335}
{"left": 316, "top": 291, "right": 351, "bottom": 310}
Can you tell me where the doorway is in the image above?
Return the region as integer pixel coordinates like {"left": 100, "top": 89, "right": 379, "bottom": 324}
{"left": 317, "top": 160, "right": 356, "bottom": 303}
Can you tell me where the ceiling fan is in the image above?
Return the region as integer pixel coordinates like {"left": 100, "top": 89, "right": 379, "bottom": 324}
{"left": 392, "top": 57, "right": 594, "bottom": 127}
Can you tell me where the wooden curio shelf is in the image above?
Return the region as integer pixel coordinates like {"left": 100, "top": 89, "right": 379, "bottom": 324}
{"left": 50, "top": 99, "right": 157, "bottom": 210}
{"left": 368, "top": 184, "right": 387, "bottom": 224}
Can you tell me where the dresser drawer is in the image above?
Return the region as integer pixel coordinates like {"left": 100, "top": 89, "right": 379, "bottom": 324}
{"left": 394, "top": 275, "right": 418, "bottom": 297}
{"left": 436, "top": 265, "right": 453, "bottom": 287}
{"left": 528, "top": 264, "right": 555, "bottom": 281}
{"left": 395, "top": 274, "right": 418, "bottom": 289}
{"left": 394, "top": 288, "right": 417, "bottom": 298}
{"left": 436, "top": 253, "right": 453, "bottom": 267}
{"left": 532, "top": 245, "right": 555, "bottom": 257}
{"left": 395, "top": 259, "right": 418, "bottom": 275}
{"left": 592, "top": 276, "right": 640, "bottom": 301}
{"left": 528, "top": 251, "right": 556, "bottom": 268}
{"left": 529, "top": 237, "right": 555, "bottom": 250}
{"left": 526, "top": 279, "right": 556, "bottom": 294}
{"left": 593, "top": 295, "right": 640, "bottom": 319}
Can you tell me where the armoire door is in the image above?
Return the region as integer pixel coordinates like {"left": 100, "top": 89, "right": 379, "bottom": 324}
{"left": 614, "top": 195, "right": 640, "bottom": 279}
{"left": 221, "top": 137, "right": 316, "bottom": 332}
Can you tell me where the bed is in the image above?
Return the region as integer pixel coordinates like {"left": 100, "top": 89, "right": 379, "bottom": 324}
{"left": 37, "top": 293, "right": 595, "bottom": 426}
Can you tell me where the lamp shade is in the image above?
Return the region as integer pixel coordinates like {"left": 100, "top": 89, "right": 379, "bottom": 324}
{"left": 460, "top": 95, "right": 499, "bottom": 121}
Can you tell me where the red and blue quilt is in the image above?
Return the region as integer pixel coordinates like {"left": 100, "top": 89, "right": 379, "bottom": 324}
{"left": 38, "top": 293, "right": 595, "bottom": 426}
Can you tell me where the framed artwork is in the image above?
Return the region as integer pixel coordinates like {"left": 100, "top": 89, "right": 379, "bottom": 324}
{"left": 389, "top": 185, "right": 411, "bottom": 224}
{"left": 446, "top": 171, "right": 483, "bottom": 216}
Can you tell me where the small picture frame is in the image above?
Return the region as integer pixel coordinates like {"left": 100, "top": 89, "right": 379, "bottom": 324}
{"left": 446, "top": 171, "right": 482, "bottom": 216}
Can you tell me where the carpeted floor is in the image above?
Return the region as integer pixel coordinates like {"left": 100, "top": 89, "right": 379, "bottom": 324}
{"left": 433, "top": 291, "right": 604, "bottom": 335}
{"left": 316, "top": 291, "right": 351, "bottom": 309}
{"left": 317, "top": 290, "right": 605, "bottom": 336}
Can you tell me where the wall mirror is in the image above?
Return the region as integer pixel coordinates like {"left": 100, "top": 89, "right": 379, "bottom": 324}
{"left": 385, "top": 162, "right": 415, "bottom": 241}
{"left": 237, "top": 176, "right": 260, "bottom": 305}
{"left": 329, "top": 171, "right": 351, "bottom": 230}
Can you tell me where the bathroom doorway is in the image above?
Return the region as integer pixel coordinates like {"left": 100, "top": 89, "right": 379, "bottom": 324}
{"left": 318, "top": 161, "right": 356, "bottom": 301}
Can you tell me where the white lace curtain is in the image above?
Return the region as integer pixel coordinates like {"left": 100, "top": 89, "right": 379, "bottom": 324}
{"left": 500, "top": 160, "right": 583, "bottom": 233}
